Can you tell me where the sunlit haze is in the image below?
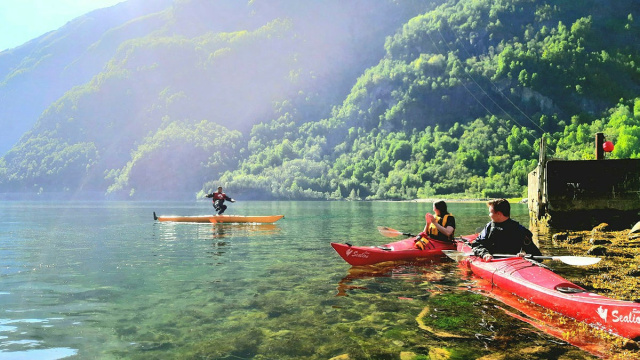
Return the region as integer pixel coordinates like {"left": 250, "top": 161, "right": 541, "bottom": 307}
{"left": 0, "top": 0, "right": 125, "bottom": 51}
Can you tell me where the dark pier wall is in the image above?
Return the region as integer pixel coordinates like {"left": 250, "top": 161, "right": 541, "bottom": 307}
{"left": 542, "top": 159, "right": 640, "bottom": 229}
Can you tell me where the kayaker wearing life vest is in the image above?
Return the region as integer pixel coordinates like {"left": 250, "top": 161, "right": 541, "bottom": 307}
{"left": 205, "top": 187, "right": 235, "bottom": 215}
{"left": 415, "top": 200, "right": 455, "bottom": 249}
{"left": 471, "top": 198, "right": 541, "bottom": 261}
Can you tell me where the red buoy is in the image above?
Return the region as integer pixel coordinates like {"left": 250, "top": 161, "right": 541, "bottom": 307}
{"left": 603, "top": 141, "right": 614, "bottom": 153}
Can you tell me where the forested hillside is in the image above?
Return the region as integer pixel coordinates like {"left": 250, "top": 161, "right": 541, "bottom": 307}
{"left": 0, "top": 0, "right": 174, "bottom": 155}
{"left": 214, "top": 0, "right": 640, "bottom": 200}
{"left": 1, "top": 0, "right": 639, "bottom": 200}
{"left": 0, "top": 0, "right": 435, "bottom": 198}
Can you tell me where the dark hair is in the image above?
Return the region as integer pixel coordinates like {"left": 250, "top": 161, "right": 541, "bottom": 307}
{"left": 433, "top": 200, "right": 448, "bottom": 214}
{"left": 488, "top": 198, "right": 510, "bottom": 217}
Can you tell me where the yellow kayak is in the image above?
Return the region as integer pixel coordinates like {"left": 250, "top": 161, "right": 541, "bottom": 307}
{"left": 153, "top": 212, "right": 284, "bottom": 223}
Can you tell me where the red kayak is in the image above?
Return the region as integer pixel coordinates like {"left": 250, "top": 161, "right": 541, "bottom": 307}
{"left": 456, "top": 239, "right": 640, "bottom": 341}
{"left": 331, "top": 237, "right": 456, "bottom": 266}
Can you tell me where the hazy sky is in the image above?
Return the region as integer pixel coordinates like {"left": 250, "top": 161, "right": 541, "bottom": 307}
{"left": 0, "top": 0, "right": 126, "bottom": 51}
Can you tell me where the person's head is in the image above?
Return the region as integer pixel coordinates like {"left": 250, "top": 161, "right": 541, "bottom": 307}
{"left": 433, "top": 200, "right": 448, "bottom": 216}
{"left": 488, "top": 198, "right": 510, "bottom": 222}
{"left": 217, "top": 186, "right": 223, "bottom": 193}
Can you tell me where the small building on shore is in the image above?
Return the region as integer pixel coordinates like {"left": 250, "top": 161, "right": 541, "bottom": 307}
{"left": 528, "top": 133, "right": 640, "bottom": 230}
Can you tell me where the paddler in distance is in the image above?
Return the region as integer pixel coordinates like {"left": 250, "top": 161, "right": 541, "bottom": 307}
{"left": 415, "top": 200, "right": 455, "bottom": 249}
{"left": 471, "top": 198, "right": 541, "bottom": 261}
{"left": 205, "top": 186, "right": 235, "bottom": 215}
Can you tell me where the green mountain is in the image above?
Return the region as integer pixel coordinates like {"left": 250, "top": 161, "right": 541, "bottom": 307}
{"left": 1, "top": 0, "right": 639, "bottom": 200}
{"left": 215, "top": 0, "right": 640, "bottom": 200}
{"left": 0, "top": 0, "right": 174, "bottom": 155}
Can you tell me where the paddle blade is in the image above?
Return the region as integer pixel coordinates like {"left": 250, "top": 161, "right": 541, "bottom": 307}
{"left": 443, "top": 252, "right": 601, "bottom": 266}
{"left": 442, "top": 250, "right": 472, "bottom": 262}
{"left": 377, "top": 226, "right": 403, "bottom": 238}
{"left": 495, "top": 254, "right": 602, "bottom": 266}
{"left": 551, "top": 256, "right": 601, "bottom": 266}
{"left": 630, "top": 221, "right": 640, "bottom": 234}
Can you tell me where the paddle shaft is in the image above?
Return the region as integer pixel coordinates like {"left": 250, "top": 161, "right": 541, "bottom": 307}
{"left": 443, "top": 250, "right": 600, "bottom": 266}
{"left": 494, "top": 254, "right": 569, "bottom": 261}
{"left": 377, "top": 226, "right": 417, "bottom": 238}
{"left": 493, "top": 253, "right": 541, "bottom": 260}
{"left": 490, "top": 253, "right": 601, "bottom": 266}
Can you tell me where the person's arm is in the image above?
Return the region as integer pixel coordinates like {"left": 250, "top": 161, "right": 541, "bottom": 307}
{"left": 225, "top": 195, "right": 235, "bottom": 202}
{"left": 423, "top": 213, "right": 434, "bottom": 232}
{"left": 418, "top": 213, "right": 433, "bottom": 238}
{"left": 432, "top": 220, "right": 454, "bottom": 237}
{"left": 471, "top": 224, "right": 491, "bottom": 259}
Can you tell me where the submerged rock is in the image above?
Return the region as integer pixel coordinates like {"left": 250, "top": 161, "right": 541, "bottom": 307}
{"left": 399, "top": 351, "right": 419, "bottom": 360}
{"left": 622, "top": 339, "right": 640, "bottom": 350}
{"left": 552, "top": 232, "right": 569, "bottom": 241}
{"left": 592, "top": 223, "right": 610, "bottom": 232}
{"left": 587, "top": 245, "right": 608, "bottom": 256}
{"left": 589, "top": 238, "right": 612, "bottom": 245}
{"left": 627, "top": 269, "right": 640, "bottom": 277}
{"left": 329, "top": 354, "right": 350, "bottom": 360}
{"left": 428, "top": 347, "right": 451, "bottom": 360}
{"left": 567, "top": 235, "right": 583, "bottom": 244}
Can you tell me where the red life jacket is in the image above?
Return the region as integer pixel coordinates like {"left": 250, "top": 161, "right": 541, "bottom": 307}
{"left": 212, "top": 192, "right": 227, "bottom": 201}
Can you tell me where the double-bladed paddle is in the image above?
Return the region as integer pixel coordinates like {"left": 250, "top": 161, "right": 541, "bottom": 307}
{"left": 442, "top": 250, "right": 601, "bottom": 266}
{"left": 377, "top": 226, "right": 417, "bottom": 238}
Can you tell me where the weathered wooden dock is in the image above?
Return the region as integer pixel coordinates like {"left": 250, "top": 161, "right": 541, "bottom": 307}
{"left": 528, "top": 134, "right": 640, "bottom": 229}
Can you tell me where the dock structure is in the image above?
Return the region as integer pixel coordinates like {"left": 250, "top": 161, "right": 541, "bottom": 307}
{"left": 528, "top": 133, "right": 640, "bottom": 229}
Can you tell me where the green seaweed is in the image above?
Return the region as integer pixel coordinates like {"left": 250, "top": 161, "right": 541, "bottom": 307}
{"left": 418, "top": 292, "right": 486, "bottom": 335}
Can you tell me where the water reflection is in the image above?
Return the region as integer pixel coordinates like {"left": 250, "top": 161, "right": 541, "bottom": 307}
{"left": 335, "top": 256, "right": 453, "bottom": 297}
{"left": 209, "top": 223, "right": 280, "bottom": 239}
{"left": 153, "top": 222, "right": 284, "bottom": 266}
{"left": 153, "top": 222, "right": 282, "bottom": 242}
{"left": 1, "top": 201, "right": 610, "bottom": 359}
{"left": 457, "top": 264, "right": 617, "bottom": 358}
{"left": 334, "top": 253, "right": 615, "bottom": 358}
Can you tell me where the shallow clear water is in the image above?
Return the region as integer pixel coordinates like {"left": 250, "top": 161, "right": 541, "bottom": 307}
{"left": 0, "top": 201, "right": 601, "bottom": 359}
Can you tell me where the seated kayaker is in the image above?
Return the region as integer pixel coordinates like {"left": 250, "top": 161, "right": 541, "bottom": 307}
{"left": 415, "top": 200, "right": 455, "bottom": 249}
{"left": 471, "top": 198, "right": 541, "bottom": 261}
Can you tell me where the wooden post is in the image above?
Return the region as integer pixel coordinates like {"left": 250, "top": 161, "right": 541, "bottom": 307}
{"left": 595, "top": 133, "right": 604, "bottom": 160}
{"left": 539, "top": 137, "right": 546, "bottom": 217}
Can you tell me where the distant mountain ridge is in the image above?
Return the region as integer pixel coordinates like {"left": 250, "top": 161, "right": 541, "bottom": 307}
{"left": 1, "top": 0, "right": 639, "bottom": 200}
{"left": 0, "top": 0, "right": 435, "bottom": 198}
{"left": 0, "top": 0, "right": 173, "bottom": 155}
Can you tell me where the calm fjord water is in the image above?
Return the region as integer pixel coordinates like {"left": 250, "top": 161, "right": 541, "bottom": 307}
{"left": 0, "top": 201, "right": 599, "bottom": 359}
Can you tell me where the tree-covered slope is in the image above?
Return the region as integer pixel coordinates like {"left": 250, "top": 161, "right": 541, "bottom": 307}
{"left": 1, "top": 0, "right": 639, "bottom": 200}
{"left": 215, "top": 0, "right": 640, "bottom": 200}
{"left": 0, "top": 0, "right": 173, "bottom": 155}
{"left": 0, "top": 0, "right": 438, "bottom": 198}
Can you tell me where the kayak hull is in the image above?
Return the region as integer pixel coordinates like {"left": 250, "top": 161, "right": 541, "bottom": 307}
{"left": 457, "top": 241, "right": 640, "bottom": 340}
{"left": 154, "top": 213, "right": 284, "bottom": 223}
{"left": 331, "top": 238, "right": 455, "bottom": 266}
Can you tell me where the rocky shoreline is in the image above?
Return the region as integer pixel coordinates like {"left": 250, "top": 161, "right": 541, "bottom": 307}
{"left": 550, "top": 222, "right": 640, "bottom": 302}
